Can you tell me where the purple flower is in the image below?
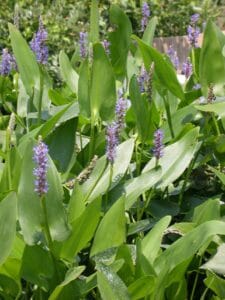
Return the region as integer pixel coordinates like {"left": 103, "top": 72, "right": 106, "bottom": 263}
{"left": 153, "top": 129, "right": 164, "bottom": 160}
{"left": 0, "top": 48, "right": 14, "bottom": 76}
{"left": 141, "top": 2, "right": 150, "bottom": 32}
{"left": 115, "top": 89, "right": 127, "bottom": 132}
{"left": 187, "top": 14, "right": 200, "bottom": 48}
{"left": 182, "top": 58, "right": 192, "bottom": 79}
{"left": 190, "top": 13, "right": 200, "bottom": 24}
{"left": 30, "top": 18, "right": 48, "bottom": 64}
{"left": 102, "top": 39, "right": 110, "bottom": 55}
{"left": 33, "top": 136, "right": 49, "bottom": 197}
{"left": 106, "top": 122, "right": 119, "bottom": 164}
{"left": 193, "top": 83, "right": 201, "bottom": 90}
{"left": 167, "top": 45, "right": 179, "bottom": 70}
{"left": 79, "top": 32, "right": 88, "bottom": 58}
{"left": 138, "top": 65, "right": 149, "bottom": 93}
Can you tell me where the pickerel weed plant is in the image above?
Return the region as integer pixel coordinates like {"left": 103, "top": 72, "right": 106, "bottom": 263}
{"left": 1, "top": 2, "right": 225, "bottom": 300}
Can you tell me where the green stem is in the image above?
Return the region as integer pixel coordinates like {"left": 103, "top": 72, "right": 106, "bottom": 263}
{"left": 212, "top": 113, "right": 220, "bottom": 136}
{"left": 38, "top": 68, "right": 44, "bottom": 125}
{"left": 138, "top": 188, "right": 154, "bottom": 220}
{"left": 5, "top": 129, "right": 12, "bottom": 190}
{"left": 83, "top": 161, "right": 107, "bottom": 203}
{"left": 40, "top": 196, "right": 59, "bottom": 282}
{"left": 190, "top": 257, "right": 202, "bottom": 300}
{"left": 88, "top": 122, "right": 95, "bottom": 162}
{"left": 105, "top": 163, "right": 113, "bottom": 207}
{"left": 137, "top": 142, "right": 144, "bottom": 175}
{"left": 163, "top": 95, "right": 175, "bottom": 139}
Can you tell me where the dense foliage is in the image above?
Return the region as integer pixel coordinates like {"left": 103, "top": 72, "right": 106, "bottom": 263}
{"left": 1, "top": 1, "right": 225, "bottom": 299}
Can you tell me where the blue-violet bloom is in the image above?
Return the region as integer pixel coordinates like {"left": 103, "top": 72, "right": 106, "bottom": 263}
{"left": 187, "top": 14, "right": 200, "bottom": 48}
{"left": 0, "top": 48, "right": 14, "bottom": 76}
{"left": 30, "top": 17, "right": 48, "bottom": 64}
{"left": 115, "top": 89, "right": 127, "bottom": 132}
{"left": 79, "top": 32, "right": 88, "bottom": 58}
{"left": 138, "top": 65, "right": 149, "bottom": 93}
{"left": 141, "top": 2, "right": 150, "bottom": 32}
{"left": 106, "top": 122, "right": 119, "bottom": 164}
{"left": 182, "top": 58, "right": 192, "bottom": 79}
{"left": 33, "top": 136, "right": 49, "bottom": 197}
{"left": 167, "top": 45, "right": 179, "bottom": 70}
{"left": 153, "top": 129, "right": 164, "bottom": 160}
{"left": 102, "top": 39, "right": 110, "bottom": 55}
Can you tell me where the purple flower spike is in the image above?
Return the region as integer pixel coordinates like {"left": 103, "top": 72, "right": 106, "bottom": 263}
{"left": 167, "top": 45, "right": 179, "bottom": 70}
{"left": 79, "top": 32, "right": 88, "bottom": 58}
{"left": 187, "top": 14, "right": 200, "bottom": 48}
{"left": 138, "top": 65, "right": 149, "bottom": 93}
{"left": 0, "top": 49, "right": 13, "bottom": 76}
{"left": 153, "top": 129, "right": 164, "bottom": 160}
{"left": 106, "top": 122, "right": 119, "bottom": 164}
{"left": 115, "top": 89, "right": 127, "bottom": 132}
{"left": 30, "top": 17, "right": 48, "bottom": 64}
{"left": 33, "top": 136, "right": 49, "bottom": 197}
{"left": 141, "top": 2, "right": 150, "bottom": 32}
{"left": 190, "top": 13, "right": 200, "bottom": 24}
{"left": 182, "top": 58, "right": 192, "bottom": 79}
{"left": 102, "top": 39, "right": 110, "bottom": 55}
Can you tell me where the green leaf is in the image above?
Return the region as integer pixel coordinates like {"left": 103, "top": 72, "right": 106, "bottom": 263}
{"left": 134, "top": 36, "right": 184, "bottom": 100}
{"left": 21, "top": 245, "right": 54, "bottom": 291}
{"left": 0, "top": 192, "right": 17, "bottom": 266}
{"left": 142, "top": 216, "right": 171, "bottom": 264}
{"left": 9, "top": 23, "right": 40, "bottom": 96}
{"left": 78, "top": 59, "right": 90, "bottom": 117}
{"left": 59, "top": 50, "right": 79, "bottom": 94}
{"left": 81, "top": 139, "right": 135, "bottom": 203}
{"left": 90, "top": 43, "right": 116, "bottom": 121}
{"left": 18, "top": 140, "right": 69, "bottom": 245}
{"left": 97, "top": 265, "right": 130, "bottom": 300}
{"left": 90, "top": 0, "right": 99, "bottom": 43}
{"left": 209, "top": 166, "right": 225, "bottom": 186}
{"left": 60, "top": 198, "right": 101, "bottom": 261}
{"left": 193, "top": 198, "right": 220, "bottom": 225}
{"left": 109, "top": 5, "right": 132, "bottom": 79}
{"left": 143, "top": 128, "right": 199, "bottom": 188}
{"left": 195, "top": 102, "right": 225, "bottom": 118}
{"left": 129, "top": 75, "right": 153, "bottom": 142}
{"left": 91, "top": 197, "right": 126, "bottom": 257}
{"left": 142, "top": 17, "right": 158, "bottom": 46}
{"left": 128, "top": 276, "right": 155, "bottom": 300}
{"left": 200, "top": 20, "right": 225, "bottom": 94}
{"left": 49, "top": 266, "right": 85, "bottom": 300}
{"left": 124, "top": 168, "right": 162, "bottom": 210}
{"left": 201, "top": 244, "right": 225, "bottom": 275}
{"left": 204, "top": 271, "right": 225, "bottom": 298}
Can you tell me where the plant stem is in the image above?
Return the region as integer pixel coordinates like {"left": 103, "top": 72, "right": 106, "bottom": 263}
{"left": 105, "top": 163, "right": 113, "bottom": 207}
{"left": 38, "top": 68, "right": 44, "bottom": 125}
{"left": 40, "top": 195, "right": 59, "bottom": 282}
{"left": 88, "top": 122, "right": 95, "bottom": 162}
{"left": 163, "top": 94, "right": 175, "bottom": 139}
{"left": 5, "top": 128, "right": 12, "bottom": 190}
{"left": 190, "top": 257, "right": 202, "bottom": 300}
{"left": 211, "top": 113, "right": 220, "bottom": 136}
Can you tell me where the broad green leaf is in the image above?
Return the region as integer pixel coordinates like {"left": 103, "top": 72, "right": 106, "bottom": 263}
{"left": 97, "top": 265, "right": 130, "bottom": 300}
{"left": 78, "top": 59, "right": 90, "bottom": 117}
{"left": 210, "top": 166, "right": 225, "bottom": 185}
{"left": 18, "top": 140, "right": 69, "bottom": 245}
{"left": 91, "top": 197, "right": 126, "bottom": 257}
{"left": 59, "top": 50, "right": 79, "bottom": 94}
{"left": 143, "top": 128, "right": 199, "bottom": 188}
{"left": 90, "top": 0, "right": 99, "bottom": 43}
{"left": 129, "top": 75, "right": 154, "bottom": 142}
{"left": 124, "top": 168, "right": 162, "bottom": 210}
{"left": 142, "top": 16, "right": 158, "bottom": 46}
{"left": 201, "top": 244, "right": 225, "bottom": 275}
{"left": 60, "top": 198, "right": 101, "bottom": 261}
{"left": 49, "top": 266, "right": 85, "bottom": 300}
{"left": 204, "top": 271, "right": 225, "bottom": 298}
{"left": 9, "top": 23, "right": 40, "bottom": 96}
{"left": 200, "top": 20, "right": 225, "bottom": 94}
{"left": 90, "top": 43, "right": 116, "bottom": 121}
{"left": 21, "top": 245, "right": 54, "bottom": 291}
{"left": 193, "top": 198, "right": 220, "bottom": 225}
{"left": 134, "top": 36, "right": 184, "bottom": 100}
{"left": 109, "top": 5, "right": 132, "bottom": 79}
{"left": 128, "top": 276, "right": 155, "bottom": 300}
{"left": 81, "top": 139, "right": 134, "bottom": 203}
{"left": 142, "top": 216, "right": 171, "bottom": 264}
{"left": 0, "top": 192, "right": 17, "bottom": 266}
{"left": 46, "top": 118, "right": 77, "bottom": 172}
{"left": 195, "top": 102, "right": 225, "bottom": 118}
{"left": 17, "top": 78, "right": 29, "bottom": 118}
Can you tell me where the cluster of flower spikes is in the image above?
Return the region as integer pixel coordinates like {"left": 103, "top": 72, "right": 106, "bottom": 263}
{"left": 182, "top": 57, "right": 192, "bottom": 79}
{"left": 33, "top": 136, "right": 49, "bottom": 197}
{"left": 0, "top": 48, "right": 17, "bottom": 76}
{"left": 30, "top": 17, "right": 48, "bottom": 65}
{"left": 187, "top": 13, "right": 200, "bottom": 48}
{"left": 79, "top": 31, "right": 88, "bottom": 58}
{"left": 106, "top": 89, "right": 128, "bottom": 164}
{"left": 141, "top": 2, "right": 150, "bottom": 32}
{"left": 153, "top": 129, "right": 164, "bottom": 160}
{"left": 167, "top": 45, "right": 179, "bottom": 70}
